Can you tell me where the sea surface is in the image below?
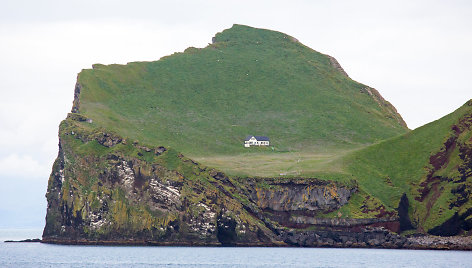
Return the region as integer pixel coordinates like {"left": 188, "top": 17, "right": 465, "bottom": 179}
{"left": 1, "top": 229, "right": 472, "bottom": 268}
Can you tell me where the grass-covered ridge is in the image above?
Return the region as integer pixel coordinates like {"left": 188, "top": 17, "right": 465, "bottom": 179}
{"left": 343, "top": 100, "right": 472, "bottom": 232}
{"left": 74, "top": 24, "right": 407, "bottom": 176}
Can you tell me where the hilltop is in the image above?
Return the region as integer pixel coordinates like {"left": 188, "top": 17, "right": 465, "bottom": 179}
{"left": 74, "top": 24, "right": 407, "bottom": 176}
{"left": 42, "top": 25, "right": 472, "bottom": 248}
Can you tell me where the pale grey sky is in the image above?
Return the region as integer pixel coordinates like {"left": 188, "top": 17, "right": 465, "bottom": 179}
{"left": 1, "top": 0, "right": 471, "bottom": 228}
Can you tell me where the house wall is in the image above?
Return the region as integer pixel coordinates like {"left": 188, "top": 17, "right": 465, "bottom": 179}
{"left": 245, "top": 137, "right": 269, "bottom": 147}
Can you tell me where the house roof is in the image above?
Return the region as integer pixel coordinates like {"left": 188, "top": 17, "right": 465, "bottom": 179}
{"left": 245, "top": 135, "right": 270, "bottom": 141}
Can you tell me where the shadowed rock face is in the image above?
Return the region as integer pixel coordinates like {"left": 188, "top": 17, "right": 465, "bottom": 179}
{"left": 398, "top": 193, "right": 414, "bottom": 232}
{"left": 428, "top": 209, "right": 472, "bottom": 236}
{"left": 241, "top": 178, "right": 358, "bottom": 228}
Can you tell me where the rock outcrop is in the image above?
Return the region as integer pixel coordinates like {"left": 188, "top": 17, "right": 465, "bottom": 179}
{"left": 327, "top": 55, "right": 349, "bottom": 78}
{"left": 43, "top": 115, "right": 409, "bottom": 247}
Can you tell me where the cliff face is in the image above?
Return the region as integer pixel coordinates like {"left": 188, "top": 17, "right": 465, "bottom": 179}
{"left": 43, "top": 110, "right": 472, "bottom": 249}
{"left": 419, "top": 107, "right": 472, "bottom": 235}
{"left": 43, "top": 114, "right": 407, "bottom": 247}
{"left": 41, "top": 24, "right": 472, "bottom": 248}
{"left": 43, "top": 115, "right": 268, "bottom": 245}
{"left": 345, "top": 100, "right": 472, "bottom": 238}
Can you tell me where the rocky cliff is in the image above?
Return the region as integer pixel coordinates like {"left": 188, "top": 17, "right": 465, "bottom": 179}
{"left": 42, "top": 108, "right": 472, "bottom": 249}
{"left": 42, "top": 114, "right": 413, "bottom": 247}
{"left": 42, "top": 24, "right": 471, "bottom": 249}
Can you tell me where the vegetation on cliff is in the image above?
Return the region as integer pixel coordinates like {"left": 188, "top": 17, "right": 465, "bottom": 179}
{"left": 44, "top": 115, "right": 272, "bottom": 244}
{"left": 43, "top": 25, "right": 472, "bottom": 246}
{"left": 344, "top": 100, "right": 472, "bottom": 234}
{"left": 43, "top": 115, "right": 368, "bottom": 245}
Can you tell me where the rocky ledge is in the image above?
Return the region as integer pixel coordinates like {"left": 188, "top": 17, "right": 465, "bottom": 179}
{"left": 279, "top": 227, "right": 472, "bottom": 250}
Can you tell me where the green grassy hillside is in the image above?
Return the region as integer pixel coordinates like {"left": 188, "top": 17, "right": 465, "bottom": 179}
{"left": 343, "top": 100, "right": 472, "bottom": 233}
{"left": 49, "top": 24, "right": 472, "bottom": 237}
{"left": 74, "top": 24, "right": 407, "bottom": 176}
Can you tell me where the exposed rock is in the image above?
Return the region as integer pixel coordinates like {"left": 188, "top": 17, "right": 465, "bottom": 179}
{"left": 216, "top": 213, "right": 237, "bottom": 245}
{"left": 95, "top": 132, "right": 122, "bottom": 147}
{"left": 67, "top": 113, "right": 89, "bottom": 122}
{"left": 71, "top": 81, "right": 81, "bottom": 113}
{"left": 398, "top": 193, "right": 415, "bottom": 232}
{"left": 43, "top": 123, "right": 276, "bottom": 245}
{"left": 326, "top": 55, "right": 349, "bottom": 78}
{"left": 278, "top": 226, "right": 407, "bottom": 248}
{"left": 291, "top": 216, "right": 398, "bottom": 228}
{"left": 428, "top": 208, "right": 472, "bottom": 236}
{"left": 361, "top": 87, "right": 408, "bottom": 128}
{"left": 189, "top": 203, "right": 216, "bottom": 236}
{"left": 407, "top": 235, "right": 472, "bottom": 250}
{"left": 154, "top": 146, "right": 167, "bottom": 155}
{"left": 246, "top": 178, "right": 354, "bottom": 212}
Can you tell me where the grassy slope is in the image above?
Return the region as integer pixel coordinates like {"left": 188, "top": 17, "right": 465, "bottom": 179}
{"left": 343, "top": 100, "right": 472, "bottom": 230}
{"left": 57, "top": 24, "right": 472, "bottom": 232}
{"left": 75, "top": 24, "right": 407, "bottom": 176}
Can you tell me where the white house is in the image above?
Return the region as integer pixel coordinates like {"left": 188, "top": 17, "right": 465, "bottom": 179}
{"left": 244, "top": 135, "right": 270, "bottom": 147}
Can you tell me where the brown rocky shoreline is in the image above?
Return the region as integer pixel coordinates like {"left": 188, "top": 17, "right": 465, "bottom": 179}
{"left": 405, "top": 235, "right": 472, "bottom": 250}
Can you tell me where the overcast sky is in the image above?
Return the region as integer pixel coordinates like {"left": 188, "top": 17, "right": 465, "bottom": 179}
{"left": 1, "top": 0, "right": 471, "bottom": 228}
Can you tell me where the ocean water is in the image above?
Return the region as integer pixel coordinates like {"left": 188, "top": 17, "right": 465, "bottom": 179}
{"left": 1, "top": 229, "right": 472, "bottom": 267}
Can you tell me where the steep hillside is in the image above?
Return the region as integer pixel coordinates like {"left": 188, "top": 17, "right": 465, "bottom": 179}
{"left": 42, "top": 25, "right": 472, "bottom": 248}
{"left": 74, "top": 24, "right": 407, "bottom": 177}
{"left": 344, "top": 100, "right": 472, "bottom": 235}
